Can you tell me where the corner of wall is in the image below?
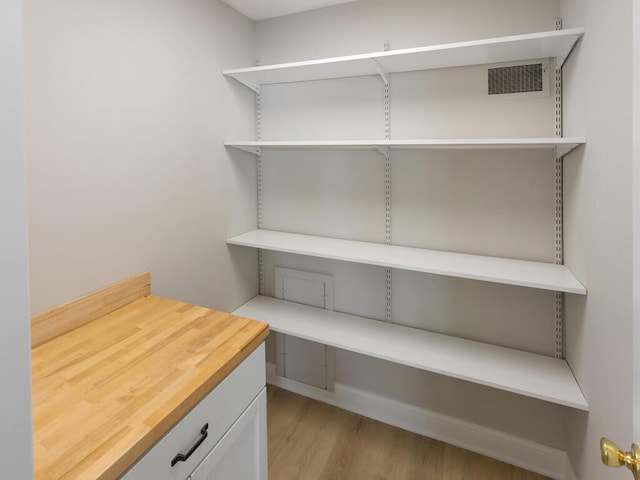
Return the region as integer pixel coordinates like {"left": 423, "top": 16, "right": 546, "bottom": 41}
{"left": 0, "top": 0, "right": 34, "bottom": 477}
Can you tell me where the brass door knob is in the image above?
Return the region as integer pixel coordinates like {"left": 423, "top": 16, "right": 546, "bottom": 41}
{"left": 601, "top": 438, "right": 640, "bottom": 479}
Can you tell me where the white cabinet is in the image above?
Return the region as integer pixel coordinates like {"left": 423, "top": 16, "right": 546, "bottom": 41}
{"left": 189, "top": 389, "right": 267, "bottom": 480}
{"left": 120, "top": 344, "right": 266, "bottom": 480}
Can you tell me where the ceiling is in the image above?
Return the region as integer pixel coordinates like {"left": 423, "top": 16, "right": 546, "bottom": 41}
{"left": 221, "top": 0, "right": 359, "bottom": 21}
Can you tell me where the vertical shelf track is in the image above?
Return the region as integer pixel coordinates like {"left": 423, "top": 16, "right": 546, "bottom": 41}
{"left": 383, "top": 41, "right": 393, "bottom": 323}
{"left": 256, "top": 58, "right": 265, "bottom": 296}
{"left": 554, "top": 20, "right": 564, "bottom": 359}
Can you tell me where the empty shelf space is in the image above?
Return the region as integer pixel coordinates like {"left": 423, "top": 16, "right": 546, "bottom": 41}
{"left": 227, "top": 230, "right": 587, "bottom": 295}
{"left": 223, "top": 28, "right": 584, "bottom": 89}
{"left": 225, "top": 138, "right": 585, "bottom": 159}
{"left": 232, "top": 296, "right": 588, "bottom": 410}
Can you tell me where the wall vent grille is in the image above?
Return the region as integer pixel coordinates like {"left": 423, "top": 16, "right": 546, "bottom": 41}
{"left": 488, "top": 63, "right": 543, "bottom": 95}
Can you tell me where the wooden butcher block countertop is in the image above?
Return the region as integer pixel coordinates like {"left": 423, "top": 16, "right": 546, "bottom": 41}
{"left": 31, "top": 273, "right": 269, "bottom": 480}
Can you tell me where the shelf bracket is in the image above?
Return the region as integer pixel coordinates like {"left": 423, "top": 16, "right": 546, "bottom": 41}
{"left": 555, "top": 31, "right": 581, "bottom": 68}
{"left": 229, "top": 145, "right": 262, "bottom": 156}
{"left": 554, "top": 142, "right": 582, "bottom": 159}
{"left": 227, "top": 75, "right": 261, "bottom": 94}
{"left": 373, "top": 59, "right": 389, "bottom": 85}
{"left": 376, "top": 145, "right": 391, "bottom": 157}
{"left": 556, "top": 46, "right": 573, "bottom": 69}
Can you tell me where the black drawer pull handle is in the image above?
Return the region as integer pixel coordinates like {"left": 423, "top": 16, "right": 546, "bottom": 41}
{"left": 171, "top": 423, "right": 209, "bottom": 467}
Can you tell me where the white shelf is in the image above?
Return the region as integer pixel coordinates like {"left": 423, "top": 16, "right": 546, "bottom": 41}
{"left": 223, "top": 28, "right": 584, "bottom": 91}
{"left": 233, "top": 296, "right": 588, "bottom": 410}
{"left": 227, "top": 229, "right": 586, "bottom": 294}
{"left": 225, "top": 138, "right": 585, "bottom": 160}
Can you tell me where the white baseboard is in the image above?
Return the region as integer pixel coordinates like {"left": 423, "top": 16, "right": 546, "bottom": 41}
{"left": 267, "top": 362, "right": 573, "bottom": 480}
{"left": 565, "top": 458, "right": 578, "bottom": 480}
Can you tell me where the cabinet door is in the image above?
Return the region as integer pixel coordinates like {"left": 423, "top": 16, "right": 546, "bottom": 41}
{"left": 189, "top": 388, "right": 267, "bottom": 480}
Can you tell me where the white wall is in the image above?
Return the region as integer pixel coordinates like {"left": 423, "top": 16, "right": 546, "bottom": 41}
{"left": 250, "top": 0, "right": 573, "bottom": 451}
{"left": 0, "top": 0, "right": 34, "bottom": 477}
{"left": 24, "top": 0, "right": 258, "bottom": 314}
{"left": 561, "top": 0, "right": 635, "bottom": 479}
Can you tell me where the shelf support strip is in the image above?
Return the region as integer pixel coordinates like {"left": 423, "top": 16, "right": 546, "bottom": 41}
{"left": 256, "top": 58, "right": 265, "bottom": 296}
{"left": 554, "top": 19, "right": 565, "bottom": 359}
{"left": 383, "top": 41, "right": 392, "bottom": 323}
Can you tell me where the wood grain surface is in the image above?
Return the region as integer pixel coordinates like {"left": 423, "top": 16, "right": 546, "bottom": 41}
{"left": 32, "top": 294, "right": 268, "bottom": 480}
{"left": 31, "top": 272, "right": 151, "bottom": 348}
{"left": 267, "top": 386, "right": 550, "bottom": 480}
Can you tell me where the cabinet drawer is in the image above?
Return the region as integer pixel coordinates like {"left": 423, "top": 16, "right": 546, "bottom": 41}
{"left": 189, "top": 388, "right": 267, "bottom": 480}
{"left": 120, "top": 343, "right": 265, "bottom": 480}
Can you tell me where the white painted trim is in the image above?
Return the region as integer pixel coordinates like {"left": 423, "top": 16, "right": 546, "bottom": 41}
{"left": 633, "top": 0, "right": 640, "bottom": 442}
{"left": 564, "top": 457, "right": 578, "bottom": 480}
{"left": 267, "top": 362, "right": 572, "bottom": 480}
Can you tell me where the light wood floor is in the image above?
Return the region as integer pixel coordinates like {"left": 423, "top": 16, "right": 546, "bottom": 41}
{"left": 267, "top": 386, "right": 550, "bottom": 480}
